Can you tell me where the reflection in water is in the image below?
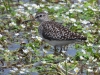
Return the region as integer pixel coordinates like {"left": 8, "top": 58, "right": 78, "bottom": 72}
{"left": 67, "top": 44, "right": 77, "bottom": 56}
{"left": 67, "top": 48, "right": 76, "bottom": 56}
{"left": 0, "top": 68, "right": 10, "bottom": 75}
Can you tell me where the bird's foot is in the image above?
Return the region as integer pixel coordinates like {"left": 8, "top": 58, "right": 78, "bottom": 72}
{"left": 54, "top": 46, "right": 59, "bottom": 55}
{"left": 54, "top": 51, "right": 59, "bottom": 56}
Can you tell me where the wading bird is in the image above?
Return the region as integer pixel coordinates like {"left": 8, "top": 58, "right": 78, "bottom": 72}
{"left": 35, "top": 12, "right": 86, "bottom": 54}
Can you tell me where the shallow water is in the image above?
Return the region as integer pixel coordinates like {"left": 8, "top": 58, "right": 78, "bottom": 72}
{"left": 8, "top": 43, "right": 20, "bottom": 50}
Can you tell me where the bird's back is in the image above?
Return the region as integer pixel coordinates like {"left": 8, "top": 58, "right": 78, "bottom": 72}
{"left": 38, "top": 21, "right": 87, "bottom": 41}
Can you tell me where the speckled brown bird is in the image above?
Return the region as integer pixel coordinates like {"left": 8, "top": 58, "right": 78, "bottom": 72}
{"left": 35, "top": 12, "right": 86, "bottom": 54}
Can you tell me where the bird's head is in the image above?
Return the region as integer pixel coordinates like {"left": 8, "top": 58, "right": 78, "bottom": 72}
{"left": 35, "top": 12, "right": 50, "bottom": 23}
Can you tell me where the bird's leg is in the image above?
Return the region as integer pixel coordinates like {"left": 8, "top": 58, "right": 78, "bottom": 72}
{"left": 54, "top": 46, "right": 57, "bottom": 55}
{"left": 63, "top": 45, "right": 69, "bottom": 51}
{"left": 59, "top": 45, "right": 68, "bottom": 54}
{"left": 59, "top": 45, "right": 67, "bottom": 53}
{"left": 60, "top": 46, "right": 63, "bottom": 53}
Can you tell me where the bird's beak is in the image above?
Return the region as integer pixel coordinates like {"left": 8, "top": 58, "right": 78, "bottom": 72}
{"left": 21, "top": 19, "right": 35, "bottom": 24}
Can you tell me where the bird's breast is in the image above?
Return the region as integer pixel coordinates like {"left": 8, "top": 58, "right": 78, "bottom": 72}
{"left": 44, "top": 39, "right": 79, "bottom": 46}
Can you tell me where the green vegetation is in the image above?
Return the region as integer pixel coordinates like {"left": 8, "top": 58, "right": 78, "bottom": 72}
{"left": 0, "top": 0, "right": 100, "bottom": 75}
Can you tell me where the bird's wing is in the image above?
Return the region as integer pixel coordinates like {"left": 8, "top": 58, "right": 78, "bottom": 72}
{"left": 41, "top": 21, "right": 86, "bottom": 41}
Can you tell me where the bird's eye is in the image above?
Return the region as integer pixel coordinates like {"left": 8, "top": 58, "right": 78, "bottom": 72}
{"left": 35, "top": 15, "right": 42, "bottom": 18}
{"left": 40, "top": 15, "right": 42, "bottom": 17}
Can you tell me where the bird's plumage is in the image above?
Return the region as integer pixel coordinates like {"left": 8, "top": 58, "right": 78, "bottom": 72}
{"left": 38, "top": 21, "right": 86, "bottom": 41}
